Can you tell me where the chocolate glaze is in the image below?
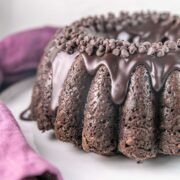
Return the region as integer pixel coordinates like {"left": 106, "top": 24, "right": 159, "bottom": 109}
{"left": 82, "top": 52, "right": 180, "bottom": 104}
{"left": 51, "top": 52, "right": 78, "bottom": 110}
{"left": 47, "top": 12, "right": 180, "bottom": 111}
{"left": 51, "top": 50, "right": 180, "bottom": 107}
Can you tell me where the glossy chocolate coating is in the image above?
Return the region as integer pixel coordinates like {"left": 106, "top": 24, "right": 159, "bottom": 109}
{"left": 50, "top": 11, "right": 180, "bottom": 107}
{"left": 82, "top": 52, "right": 180, "bottom": 104}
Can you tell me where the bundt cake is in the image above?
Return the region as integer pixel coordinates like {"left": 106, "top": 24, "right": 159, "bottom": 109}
{"left": 30, "top": 11, "right": 180, "bottom": 161}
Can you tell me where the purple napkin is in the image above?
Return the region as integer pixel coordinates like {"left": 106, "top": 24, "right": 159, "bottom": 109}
{"left": 0, "top": 26, "right": 58, "bottom": 90}
{"left": 0, "top": 27, "right": 64, "bottom": 179}
{"left": 0, "top": 101, "right": 63, "bottom": 180}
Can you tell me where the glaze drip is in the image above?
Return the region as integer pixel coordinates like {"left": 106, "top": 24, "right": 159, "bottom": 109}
{"left": 51, "top": 52, "right": 78, "bottom": 110}
{"left": 82, "top": 52, "right": 180, "bottom": 104}
{"left": 49, "top": 11, "right": 180, "bottom": 108}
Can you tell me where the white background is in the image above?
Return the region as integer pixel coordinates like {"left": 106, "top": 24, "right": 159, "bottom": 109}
{"left": 0, "top": 0, "right": 180, "bottom": 38}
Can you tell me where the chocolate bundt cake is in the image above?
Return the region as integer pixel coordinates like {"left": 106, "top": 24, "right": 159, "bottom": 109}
{"left": 30, "top": 11, "right": 180, "bottom": 161}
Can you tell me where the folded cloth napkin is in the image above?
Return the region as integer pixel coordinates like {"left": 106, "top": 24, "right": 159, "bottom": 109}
{"left": 0, "top": 27, "right": 63, "bottom": 179}
{"left": 0, "top": 26, "right": 58, "bottom": 91}
{"left": 0, "top": 101, "right": 63, "bottom": 180}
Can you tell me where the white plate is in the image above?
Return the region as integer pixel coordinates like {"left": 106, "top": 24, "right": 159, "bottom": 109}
{"left": 0, "top": 77, "right": 180, "bottom": 180}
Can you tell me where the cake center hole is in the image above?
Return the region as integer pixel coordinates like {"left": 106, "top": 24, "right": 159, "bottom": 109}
{"left": 160, "top": 36, "right": 169, "bottom": 43}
